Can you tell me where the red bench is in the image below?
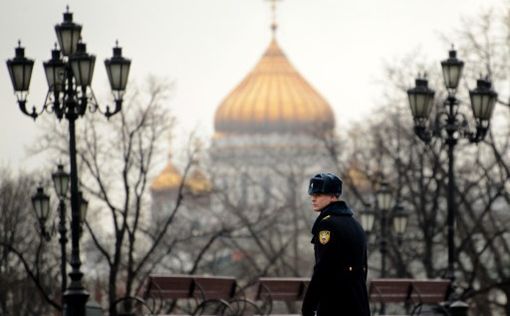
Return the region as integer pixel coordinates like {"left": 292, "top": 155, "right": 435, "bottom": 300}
{"left": 254, "top": 277, "right": 310, "bottom": 315}
{"left": 369, "top": 278, "right": 450, "bottom": 315}
{"left": 142, "top": 274, "right": 237, "bottom": 315}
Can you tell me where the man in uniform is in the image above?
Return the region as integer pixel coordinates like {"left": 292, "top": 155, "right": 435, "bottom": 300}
{"left": 302, "top": 173, "right": 370, "bottom": 316}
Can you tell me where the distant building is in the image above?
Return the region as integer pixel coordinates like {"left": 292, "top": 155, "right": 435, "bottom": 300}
{"left": 150, "top": 10, "right": 337, "bottom": 275}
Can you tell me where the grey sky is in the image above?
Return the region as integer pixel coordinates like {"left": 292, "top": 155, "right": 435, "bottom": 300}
{"left": 0, "top": 0, "right": 504, "bottom": 171}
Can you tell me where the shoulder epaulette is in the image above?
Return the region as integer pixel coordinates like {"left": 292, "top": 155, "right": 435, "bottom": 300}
{"left": 321, "top": 215, "right": 331, "bottom": 221}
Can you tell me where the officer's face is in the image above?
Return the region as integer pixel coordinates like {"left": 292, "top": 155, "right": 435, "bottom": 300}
{"left": 310, "top": 194, "right": 337, "bottom": 212}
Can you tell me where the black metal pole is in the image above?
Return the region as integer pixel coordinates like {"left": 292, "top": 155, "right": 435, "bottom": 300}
{"left": 380, "top": 212, "right": 387, "bottom": 278}
{"left": 380, "top": 210, "right": 387, "bottom": 315}
{"left": 446, "top": 139, "right": 455, "bottom": 283}
{"left": 63, "top": 71, "right": 89, "bottom": 316}
{"left": 58, "top": 198, "right": 68, "bottom": 301}
{"left": 445, "top": 95, "right": 457, "bottom": 283}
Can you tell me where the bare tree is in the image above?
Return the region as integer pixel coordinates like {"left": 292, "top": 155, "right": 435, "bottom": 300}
{"left": 0, "top": 169, "right": 61, "bottom": 315}
{"left": 31, "top": 77, "right": 212, "bottom": 315}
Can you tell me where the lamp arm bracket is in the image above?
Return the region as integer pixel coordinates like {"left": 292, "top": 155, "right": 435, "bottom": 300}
{"left": 414, "top": 125, "right": 432, "bottom": 143}
{"left": 18, "top": 100, "right": 47, "bottom": 120}
{"left": 467, "top": 125, "right": 489, "bottom": 143}
{"left": 34, "top": 221, "right": 54, "bottom": 242}
{"left": 451, "top": 112, "right": 488, "bottom": 143}
{"left": 435, "top": 110, "right": 449, "bottom": 126}
{"left": 43, "top": 91, "right": 68, "bottom": 120}
{"left": 431, "top": 112, "right": 447, "bottom": 138}
{"left": 89, "top": 88, "right": 122, "bottom": 119}
{"left": 455, "top": 112, "right": 469, "bottom": 126}
{"left": 75, "top": 87, "right": 97, "bottom": 117}
{"left": 104, "top": 100, "right": 122, "bottom": 119}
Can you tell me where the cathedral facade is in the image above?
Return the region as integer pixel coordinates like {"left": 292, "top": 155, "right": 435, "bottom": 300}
{"left": 149, "top": 20, "right": 338, "bottom": 278}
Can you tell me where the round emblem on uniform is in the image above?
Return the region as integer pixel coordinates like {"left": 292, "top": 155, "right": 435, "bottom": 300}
{"left": 319, "top": 230, "right": 330, "bottom": 244}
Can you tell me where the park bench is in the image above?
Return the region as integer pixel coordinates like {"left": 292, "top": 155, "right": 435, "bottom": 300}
{"left": 369, "top": 278, "right": 450, "bottom": 315}
{"left": 141, "top": 274, "right": 237, "bottom": 315}
{"left": 253, "top": 277, "right": 310, "bottom": 316}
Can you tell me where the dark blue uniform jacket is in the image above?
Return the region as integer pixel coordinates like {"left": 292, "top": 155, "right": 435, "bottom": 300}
{"left": 302, "top": 201, "right": 370, "bottom": 316}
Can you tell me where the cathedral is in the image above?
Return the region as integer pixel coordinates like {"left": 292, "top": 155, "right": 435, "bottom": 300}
{"left": 151, "top": 7, "right": 336, "bottom": 207}
{"left": 149, "top": 3, "right": 337, "bottom": 276}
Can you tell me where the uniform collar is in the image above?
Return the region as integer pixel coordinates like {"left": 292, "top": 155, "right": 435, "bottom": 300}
{"left": 311, "top": 200, "right": 353, "bottom": 235}
{"left": 321, "top": 200, "right": 353, "bottom": 217}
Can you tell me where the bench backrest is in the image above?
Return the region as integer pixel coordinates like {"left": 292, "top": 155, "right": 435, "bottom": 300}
{"left": 144, "top": 275, "right": 194, "bottom": 299}
{"left": 192, "top": 276, "right": 237, "bottom": 300}
{"left": 256, "top": 277, "right": 309, "bottom": 301}
{"left": 369, "top": 278, "right": 414, "bottom": 303}
{"left": 143, "top": 275, "right": 237, "bottom": 301}
{"left": 410, "top": 280, "right": 450, "bottom": 304}
{"left": 369, "top": 278, "right": 450, "bottom": 304}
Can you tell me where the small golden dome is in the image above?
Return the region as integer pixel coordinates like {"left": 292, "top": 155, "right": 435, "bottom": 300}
{"left": 151, "top": 162, "right": 211, "bottom": 194}
{"left": 151, "top": 161, "right": 182, "bottom": 193}
{"left": 214, "top": 38, "right": 335, "bottom": 135}
{"left": 186, "top": 169, "right": 212, "bottom": 194}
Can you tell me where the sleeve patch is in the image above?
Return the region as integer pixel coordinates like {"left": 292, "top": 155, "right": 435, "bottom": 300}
{"left": 319, "top": 230, "right": 330, "bottom": 244}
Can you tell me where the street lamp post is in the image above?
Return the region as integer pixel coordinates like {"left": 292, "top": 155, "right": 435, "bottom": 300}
{"left": 8, "top": 8, "right": 131, "bottom": 316}
{"left": 32, "top": 165, "right": 93, "bottom": 314}
{"left": 360, "top": 183, "right": 408, "bottom": 315}
{"left": 376, "top": 182, "right": 393, "bottom": 279}
{"left": 52, "top": 164, "right": 71, "bottom": 294}
{"left": 32, "top": 187, "right": 51, "bottom": 240}
{"left": 361, "top": 182, "right": 406, "bottom": 277}
{"left": 392, "top": 204, "right": 408, "bottom": 244}
{"left": 406, "top": 48, "right": 497, "bottom": 283}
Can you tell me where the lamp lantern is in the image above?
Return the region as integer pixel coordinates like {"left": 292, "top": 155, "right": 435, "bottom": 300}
{"left": 52, "top": 164, "right": 70, "bottom": 198}
{"left": 469, "top": 78, "right": 498, "bottom": 122}
{"left": 104, "top": 42, "right": 131, "bottom": 102}
{"left": 80, "top": 192, "right": 88, "bottom": 222}
{"left": 441, "top": 49, "right": 464, "bottom": 91}
{"left": 392, "top": 204, "right": 408, "bottom": 235}
{"left": 54, "top": 8, "right": 82, "bottom": 57}
{"left": 32, "top": 187, "right": 51, "bottom": 224}
{"left": 377, "top": 182, "right": 393, "bottom": 211}
{"left": 360, "top": 204, "right": 376, "bottom": 233}
{"left": 6, "top": 42, "right": 34, "bottom": 102}
{"left": 407, "top": 78, "right": 435, "bottom": 122}
{"left": 43, "top": 46, "right": 66, "bottom": 92}
{"left": 69, "top": 42, "right": 95, "bottom": 88}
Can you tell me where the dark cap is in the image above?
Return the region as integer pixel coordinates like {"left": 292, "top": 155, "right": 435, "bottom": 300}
{"left": 308, "top": 173, "right": 342, "bottom": 197}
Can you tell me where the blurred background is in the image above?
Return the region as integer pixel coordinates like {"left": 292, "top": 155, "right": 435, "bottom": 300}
{"left": 0, "top": 0, "right": 509, "bottom": 315}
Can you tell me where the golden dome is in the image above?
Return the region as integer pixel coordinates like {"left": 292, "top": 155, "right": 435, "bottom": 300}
{"left": 151, "top": 161, "right": 182, "bottom": 193}
{"left": 186, "top": 169, "right": 212, "bottom": 194}
{"left": 214, "top": 38, "right": 335, "bottom": 135}
{"left": 151, "top": 161, "right": 211, "bottom": 194}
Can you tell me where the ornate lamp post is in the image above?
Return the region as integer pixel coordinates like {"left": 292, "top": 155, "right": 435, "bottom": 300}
{"left": 360, "top": 204, "right": 376, "bottom": 235}
{"left": 32, "top": 187, "right": 51, "bottom": 240}
{"left": 392, "top": 204, "right": 408, "bottom": 242}
{"left": 8, "top": 8, "right": 131, "bottom": 316}
{"left": 360, "top": 182, "right": 409, "bottom": 315}
{"left": 360, "top": 186, "right": 409, "bottom": 276}
{"left": 407, "top": 48, "right": 497, "bottom": 283}
{"left": 376, "top": 182, "right": 392, "bottom": 279}
{"left": 52, "top": 164, "right": 70, "bottom": 293}
{"left": 32, "top": 165, "right": 97, "bottom": 315}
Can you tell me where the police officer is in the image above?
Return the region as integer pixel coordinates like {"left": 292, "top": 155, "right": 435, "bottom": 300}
{"left": 302, "top": 173, "right": 370, "bottom": 316}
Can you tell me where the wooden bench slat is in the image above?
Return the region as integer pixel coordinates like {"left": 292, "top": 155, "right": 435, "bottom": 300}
{"left": 144, "top": 275, "right": 195, "bottom": 299}
{"left": 193, "top": 276, "right": 236, "bottom": 300}
{"left": 368, "top": 278, "right": 450, "bottom": 305}
{"left": 256, "top": 277, "right": 309, "bottom": 301}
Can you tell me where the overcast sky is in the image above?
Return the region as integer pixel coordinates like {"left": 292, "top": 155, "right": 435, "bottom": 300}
{"left": 0, "top": 0, "right": 505, "bottom": 171}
